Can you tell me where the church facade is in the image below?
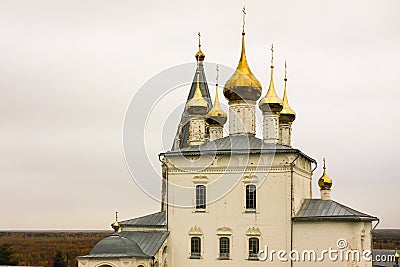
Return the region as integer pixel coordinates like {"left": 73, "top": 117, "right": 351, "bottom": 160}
{"left": 78, "top": 12, "right": 378, "bottom": 267}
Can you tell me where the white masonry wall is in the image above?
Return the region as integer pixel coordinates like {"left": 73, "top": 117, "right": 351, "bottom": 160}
{"left": 292, "top": 221, "right": 373, "bottom": 267}
{"left": 165, "top": 152, "right": 313, "bottom": 267}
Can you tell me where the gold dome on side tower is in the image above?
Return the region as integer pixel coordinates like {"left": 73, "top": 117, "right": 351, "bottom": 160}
{"left": 223, "top": 8, "right": 262, "bottom": 102}
{"left": 318, "top": 158, "right": 333, "bottom": 190}
{"left": 206, "top": 65, "right": 227, "bottom": 125}
{"left": 280, "top": 61, "right": 296, "bottom": 123}
{"left": 186, "top": 68, "right": 209, "bottom": 115}
{"left": 259, "top": 44, "right": 283, "bottom": 113}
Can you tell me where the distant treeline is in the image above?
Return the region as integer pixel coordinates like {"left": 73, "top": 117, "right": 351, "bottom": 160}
{"left": 0, "top": 229, "right": 399, "bottom": 267}
{"left": 373, "top": 229, "right": 400, "bottom": 249}
{"left": 0, "top": 231, "right": 111, "bottom": 267}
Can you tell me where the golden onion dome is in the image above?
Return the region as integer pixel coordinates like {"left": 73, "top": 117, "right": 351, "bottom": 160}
{"left": 111, "top": 212, "right": 120, "bottom": 232}
{"left": 318, "top": 159, "right": 333, "bottom": 190}
{"left": 186, "top": 71, "right": 209, "bottom": 115}
{"left": 223, "top": 32, "right": 262, "bottom": 102}
{"left": 395, "top": 249, "right": 399, "bottom": 259}
{"left": 206, "top": 83, "right": 227, "bottom": 125}
{"left": 195, "top": 48, "right": 205, "bottom": 62}
{"left": 195, "top": 32, "right": 205, "bottom": 62}
{"left": 280, "top": 62, "right": 296, "bottom": 123}
{"left": 259, "top": 46, "right": 283, "bottom": 113}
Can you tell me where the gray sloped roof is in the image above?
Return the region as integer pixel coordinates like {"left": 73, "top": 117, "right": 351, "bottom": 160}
{"left": 293, "top": 199, "right": 378, "bottom": 222}
{"left": 120, "top": 231, "right": 169, "bottom": 256}
{"left": 119, "top": 211, "right": 166, "bottom": 227}
{"left": 163, "top": 135, "right": 315, "bottom": 162}
{"left": 172, "top": 62, "right": 212, "bottom": 149}
{"left": 79, "top": 233, "right": 151, "bottom": 259}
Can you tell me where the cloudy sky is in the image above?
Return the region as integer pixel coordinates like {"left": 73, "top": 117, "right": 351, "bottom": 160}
{"left": 0, "top": 0, "right": 399, "bottom": 230}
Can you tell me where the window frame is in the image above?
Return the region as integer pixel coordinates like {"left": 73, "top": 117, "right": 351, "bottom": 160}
{"left": 248, "top": 237, "right": 260, "bottom": 260}
{"left": 190, "top": 236, "right": 202, "bottom": 259}
{"left": 245, "top": 184, "right": 257, "bottom": 211}
{"left": 195, "top": 184, "right": 206, "bottom": 211}
{"left": 218, "top": 236, "right": 230, "bottom": 260}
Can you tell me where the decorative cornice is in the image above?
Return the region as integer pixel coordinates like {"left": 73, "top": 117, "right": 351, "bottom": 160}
{"left": 167, "top": 165, "right": 312, "bottom": 178}
{"left": 246, "top": 226, "right": 262, "bottom": 236}
{"left": 192, "top": 174, "right": 209, "bottom": 184}
{"left": 242, "top": 173, "right": 259, "bottom": 184}
{"left": 188, "top": 225, "right": 203, "bottom": 235}
{"left": 217, "top": 226, "right": 233, "bottom": 235}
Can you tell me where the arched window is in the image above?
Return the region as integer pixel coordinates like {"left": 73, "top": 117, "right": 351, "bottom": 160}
{"left": 137, "top": 265, "right": 145, "bottom": 267}
{"left": 248, "top": 237, "right": 259, "bottom": 260}
{"left": 246, "top": 184, "right": 256, "bottom": 210}
{"left": 219, "top": 237, "right": 230, "bottom": 260}
{"left": 195, "top": 185, "right": 206, "bottom": 210}
{"left": 190, "top": 236, "right": 201, "bottom": 259}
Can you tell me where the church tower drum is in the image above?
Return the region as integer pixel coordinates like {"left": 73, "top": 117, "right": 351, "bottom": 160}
{"left": 206, "top": 65, "right": 227, "bottom": 141}
{"left": 258, "top": 45, "right": 284, "bottom": 144}
{"left": 223, "top": 8, "right": 262, "bottom": 136}
{"left": 279, "top": 61, "right": 296, "bottom": 147}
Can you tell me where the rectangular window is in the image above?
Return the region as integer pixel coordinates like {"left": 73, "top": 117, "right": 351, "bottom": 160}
{"left": 196, "top": 185, "right": 206, "bottom": 210}
{"left": 219, "top": 237, "right": 230, "bottom": 260}
{"left": 190, "top": 237, "right": 201, "bottom": 259}
{"left": 246, "top": 184, "right": 256, "bottom": 210}
{"left": 249, "top": 237, "right": 259, "bottom": 260}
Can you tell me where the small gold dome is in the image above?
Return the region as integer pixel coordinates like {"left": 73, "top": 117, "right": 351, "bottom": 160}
{"left": 195, "top": 32, "right": 205, "bottom": 62}
{"left": 206, "top": 84, "right": 227, "bottom": 125}
{"left": 259, "top": 46, "right": 283, "bottom": 113}
{"left": 224, "top": 33, "right": 262, "bottom": 102}
{"left": 195, "top": 49, "right": 205, "bottom": 62}
{"left": 280, "top": 63, "right": 296, "bottom": 123}
{"left": 318, "top": 159, "right": 332, "bottom": 190}
{"left": 395, "top": 249, "right": 399, "bottom": 259}
{"left": 186, "top": 71, "right": 209, "bottom": 115}
{"left": 112, "top": 212, "right": 120, "bottom": 232}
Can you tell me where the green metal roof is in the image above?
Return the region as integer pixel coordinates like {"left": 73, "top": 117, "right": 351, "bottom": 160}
{"left": 78, "top": 233, "right": 151, "bottom": 259}
{"left": 78, "top": 231, "right": 169, "bottom": 259}
{"left": 120, "top": 231, "right": 169, "bottom": 256}
{"left": 163, "top": 135, "right": 316, "bottom": 163}
{"left": 119, "top": 211, "right": 166, "bottom": 227}
{"left": 293, "top": 199, "right": 378, "bottom": 222}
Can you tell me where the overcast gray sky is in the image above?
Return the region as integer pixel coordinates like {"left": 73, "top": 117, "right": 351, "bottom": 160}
{"left": 0, "top": 0, "right": 399, "bottom": 230}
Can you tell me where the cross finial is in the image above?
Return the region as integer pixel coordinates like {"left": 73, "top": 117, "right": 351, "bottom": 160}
{"left": 115, "top": 211, "right": 118, "bottom": 221}
{"left": 198, "top": 32, "right": 201, "bottom": 48}
{"left": 271, "top": 43, "right": 274, "bottom": 66}
{"left": 323, "top": 158, "right": 326, "bottom": 170}
{"left": 284, "top": 60, "right": 287, "bottom": 81}
{"left": 216, "top": 64, "right": 219, "bottom": 85}
{"left": 242, "top": 6, "right": 246, "bottom": 33}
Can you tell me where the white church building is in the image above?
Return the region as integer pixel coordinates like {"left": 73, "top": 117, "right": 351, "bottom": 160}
{"left": 77, "top": 12, "right": 379, "bottom": 267}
